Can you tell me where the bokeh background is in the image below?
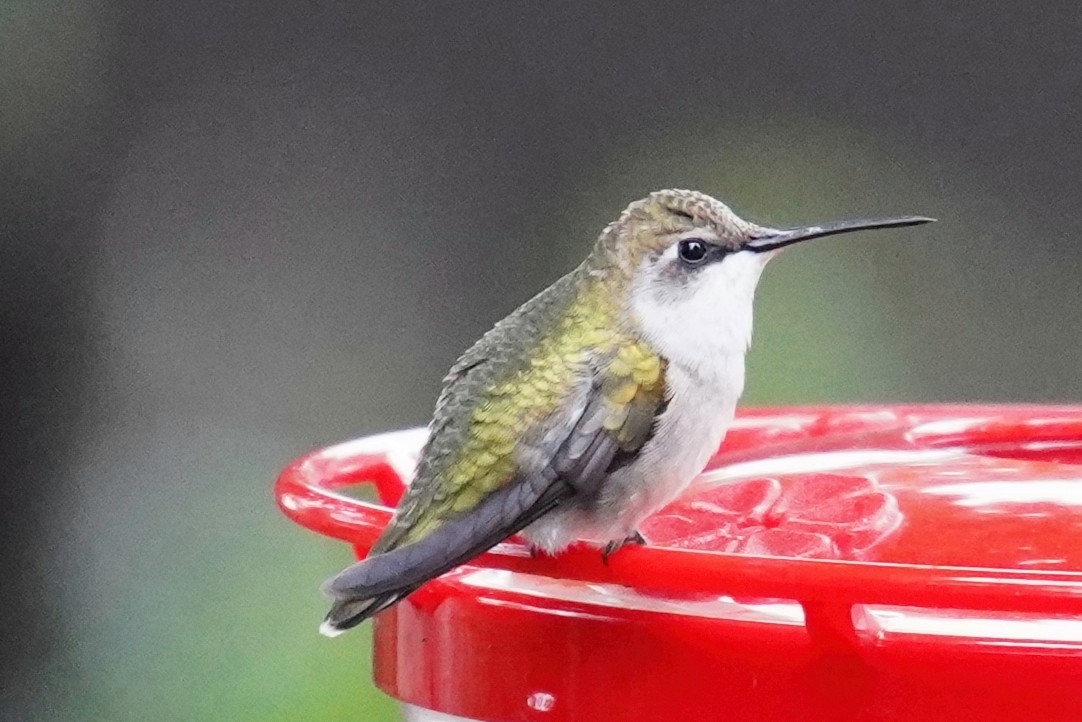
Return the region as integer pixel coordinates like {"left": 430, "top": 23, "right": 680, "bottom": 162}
{"left": 5, "top": 1, "right": 1082, "bottom": 719}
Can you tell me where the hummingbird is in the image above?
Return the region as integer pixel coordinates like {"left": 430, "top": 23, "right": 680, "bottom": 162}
{"left": 320, "top": 189, "right": 933, "bottom": 636}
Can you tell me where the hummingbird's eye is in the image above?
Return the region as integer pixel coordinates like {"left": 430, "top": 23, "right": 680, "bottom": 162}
{"left": 677, "top": 239, "right": 709, "bottom": 265}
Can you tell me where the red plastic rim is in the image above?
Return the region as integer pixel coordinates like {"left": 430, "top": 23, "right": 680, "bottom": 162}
{"left": 277, "top": 404, "right": 1082, "bottom": 616}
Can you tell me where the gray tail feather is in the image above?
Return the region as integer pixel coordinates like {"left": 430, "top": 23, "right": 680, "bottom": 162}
{"left": 316, "top": 516, "right": 491, "bottom": 637}
{"left": 315, "top": 525, "right": 481, "bottom": 638}
{"left": 319, "top": 587, "right": 416, "bottom": 637}
{"left": 319, "top": 472, "right": 572, "bottom": 637}
{"left": 318, "top": 540, "right": 434, "bottom": 637}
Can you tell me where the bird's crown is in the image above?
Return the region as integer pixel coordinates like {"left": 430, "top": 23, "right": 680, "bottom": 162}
{"left": 592, "top": 189, "right": 768, "bottom": 273}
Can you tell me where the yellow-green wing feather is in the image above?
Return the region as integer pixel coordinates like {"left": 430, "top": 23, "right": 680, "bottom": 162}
{"left": 375, "top": 269, "right": 666, "bottom": 550}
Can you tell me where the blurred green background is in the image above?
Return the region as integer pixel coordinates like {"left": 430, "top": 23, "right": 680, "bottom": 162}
{"left": 4, "top": 1, "right": 1082, "bottom": 720}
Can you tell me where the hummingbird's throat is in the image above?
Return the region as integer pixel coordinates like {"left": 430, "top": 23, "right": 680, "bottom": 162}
{"left": 631, "top": 250, "right": 767, "bottom": 387}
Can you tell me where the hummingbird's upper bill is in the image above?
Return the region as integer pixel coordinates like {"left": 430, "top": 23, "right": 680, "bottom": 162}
{"left": 745, "top": 215, "right": 937, "bottom": 253}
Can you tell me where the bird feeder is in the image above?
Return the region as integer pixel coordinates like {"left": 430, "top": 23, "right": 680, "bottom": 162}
{"left": 276, "top": 405, "right": 1082, "bottom": 721}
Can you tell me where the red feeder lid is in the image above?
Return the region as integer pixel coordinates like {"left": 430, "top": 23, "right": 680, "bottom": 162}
{"left": 277, "top": 405, "right": 1082, "bottom": 722}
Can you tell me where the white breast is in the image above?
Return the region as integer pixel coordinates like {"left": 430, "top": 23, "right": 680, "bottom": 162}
{"left": 522, "top": 249, "right": 773, "bottom": 552}
{"left": 604, "top": 248, "right": 771, "bottom": 522}
{"left": 607, "top": 359, "right": 743, "bottom": 528}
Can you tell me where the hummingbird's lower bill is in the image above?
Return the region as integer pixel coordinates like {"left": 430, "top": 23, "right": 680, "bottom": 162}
{"left": 319, "top": 189, "right": 933, "bottom": 636}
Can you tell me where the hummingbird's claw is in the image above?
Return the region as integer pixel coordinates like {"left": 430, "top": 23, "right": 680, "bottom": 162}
{"left": 601, "top": 530, "right": 649, "bottom": 565}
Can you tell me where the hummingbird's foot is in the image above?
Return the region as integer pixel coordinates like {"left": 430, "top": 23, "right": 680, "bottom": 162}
{"left": 601, "top": 530, "right": 649, "bottom": 565}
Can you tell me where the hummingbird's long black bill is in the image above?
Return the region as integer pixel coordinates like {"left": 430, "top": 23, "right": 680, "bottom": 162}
{"left": 746, "top": 215, "right": 936, "bottom": 253}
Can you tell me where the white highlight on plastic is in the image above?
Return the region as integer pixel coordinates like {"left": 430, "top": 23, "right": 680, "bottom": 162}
{"left": 527, "top": 692, "right": 556, "bottom": 712}
{"left": 403, "top": 704, "right": 485, "bottom": 722}
{"left": 460, "top": 568, "right": 805, "bottom": 624}
{"left": 321, "top": 426, "right": 429, "bottom": 484}
{"left": 699, "top": 448, "right": 963, "bottom": 484}
{"left": 921, "top": 480, "right": 1082, "bottom": 507}
{"left": 907, "top": 417, "right": 996, "bottom": 437}
{"left": 866, "top": 606, "right": 1082, "bottom": 644}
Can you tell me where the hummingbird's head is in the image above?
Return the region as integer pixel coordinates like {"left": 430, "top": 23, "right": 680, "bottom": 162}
{"left": 593, "top": 189, "right": 933, "bottom": 382}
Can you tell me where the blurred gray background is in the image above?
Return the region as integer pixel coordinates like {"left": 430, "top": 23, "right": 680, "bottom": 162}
{"left": 4, "top": 1, "right": 1081, "bottom": 719}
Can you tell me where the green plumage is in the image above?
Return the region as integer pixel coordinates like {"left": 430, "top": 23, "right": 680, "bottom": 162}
{"left": 372, "top": 264, "right": 667, "bottom": 551}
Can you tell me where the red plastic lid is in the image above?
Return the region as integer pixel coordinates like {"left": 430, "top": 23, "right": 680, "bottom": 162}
{"left": 277, "top": 405, "right": 1082, "bottom": 721}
